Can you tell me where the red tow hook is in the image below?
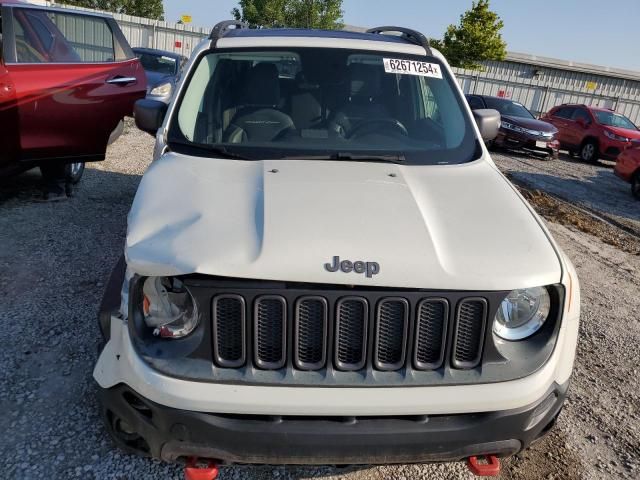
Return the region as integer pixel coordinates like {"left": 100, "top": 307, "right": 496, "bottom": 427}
{"left": 467, "top": 455, "right": 501, "bottom": 477}
{"left": 184, "top": 457, "right": 219, "bottom": 480}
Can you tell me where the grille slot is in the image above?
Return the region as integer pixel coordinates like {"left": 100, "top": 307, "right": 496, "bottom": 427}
{"left": 374, "top": 298, "right": 409, "bottom": 371}
{"left": 294, "top": 297, "right": 328, "bottom": 370}
{"left": 414, "top": 299, "right": 449, "bottom": 370}
{"left": 254, "top": 296, "right": 287, "bottom": 370}
{"left": 212, "top": 295, "right": 246, "bottom": 368}
{"left": 452, "top": 298, "right": 487, "bottom": 369}
{"left": 334, "top": 297, "right": 368, "bottom": 371}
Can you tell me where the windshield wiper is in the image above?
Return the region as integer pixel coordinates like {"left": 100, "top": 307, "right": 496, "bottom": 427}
{"left": 282, "top": 152, "right": 406, "bottom": 163}
{"left": 169, "top": 140, "right": 250, "bottom": 160}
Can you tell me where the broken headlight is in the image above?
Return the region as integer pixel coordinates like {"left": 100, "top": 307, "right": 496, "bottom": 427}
{"left": 141, "top": 277, "right": 199, "bottom": 339}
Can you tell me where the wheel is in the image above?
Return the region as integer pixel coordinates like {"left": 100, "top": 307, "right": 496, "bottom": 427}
{"left": 632, "top": 171, "right": 640, "bottom": 200}
{"left": 65, "top": 162, "right": 85, "bottom": 184}
{"left": 580, "top": 140, "right": 599, "bottom": 163}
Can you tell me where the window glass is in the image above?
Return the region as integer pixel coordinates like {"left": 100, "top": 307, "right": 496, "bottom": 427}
{"left": 483, "top": 97, "right": 534, "bottom": 119}
{"left": 593, "top": 110, "right": 638, "bottom": 130}
{"left": 571, "top": 108, "right": 591, "bottom": 123}
{"left": 172, "top": 48, "right": 477, "bottom": 165}
{"left": 466, "top": 96, "right": 485, "bottom": 110}
{"left": 553, "top": 107, "right": 576, "bottom": 119}
{"left": 136, "top": 52, "right": 179, "bottom": 75}
{"left": 12, "top": 8, "right": 115, "bottom": 63}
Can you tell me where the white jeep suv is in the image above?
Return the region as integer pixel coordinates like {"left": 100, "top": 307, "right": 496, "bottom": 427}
{"left": 94, "top": 22, "right": 580, "bottom": 472}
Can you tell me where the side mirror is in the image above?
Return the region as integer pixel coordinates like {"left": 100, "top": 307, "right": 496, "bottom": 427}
{"left": 134, "top": 99, "right": 168, "bottom": 135}
{"left": 472, "top": 109, "right": 501, "bottom": 142}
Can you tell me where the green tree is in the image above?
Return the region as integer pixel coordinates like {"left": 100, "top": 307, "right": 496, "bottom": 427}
{"left": 232, "top": 0, "right": 344, "bottom": 29}
{"left": 59, "top": 0, "right": 164, "bottom": 20}
{"left": 435, "top": 0, "right": 506, "bottom": 70}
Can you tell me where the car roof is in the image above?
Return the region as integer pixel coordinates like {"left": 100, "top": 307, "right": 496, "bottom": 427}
{"left": 555, "top": 104, "right": 616, "bottom": 113}
{"left": 224, "top": 28, "right": 412, "bottom": 46}
{"left": 132, "top": 47, "right": 186, "bottom": 60}
{"left": 212, "top": 26, "right": 434, "bottom": 57}
{"left": 470, "top": 94, "right": 519, "bottom": 102}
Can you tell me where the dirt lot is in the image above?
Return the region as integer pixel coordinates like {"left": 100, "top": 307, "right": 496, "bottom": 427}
{"left": 1, "top": 131, "right": 639, "bottom": 480}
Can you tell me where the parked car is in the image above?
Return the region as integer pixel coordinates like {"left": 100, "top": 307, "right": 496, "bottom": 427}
{"left": 466, "top": 95, "right": 559, "bottom": 157}
{"left": 541, "top": 104, "right": 640, "bottom": 162}
{"left": 614, "top": 146, "right": 640, "bottom": 199}
{"left": 133, "top": 47, "right": 187, "bottom": 103}
{"left": 95, "top": 22, "right": 580, "bottom": 477}
{"left": 0, "top": 0, "right": 146, "bottom": 187}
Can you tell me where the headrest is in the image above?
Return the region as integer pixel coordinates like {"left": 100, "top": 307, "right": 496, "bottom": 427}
{"left": 349, "top": 63, "right": 382, "bottom": 99}
{"left": 244, "top": 63, "right": 280, "bottom": 107}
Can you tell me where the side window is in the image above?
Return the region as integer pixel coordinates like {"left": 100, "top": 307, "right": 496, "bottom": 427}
{"left": 466, "top": 95, "right": 484, "bottom": 110}
{"left": 553, "top": 106, "right": 576, "bottom": 119}
{"left": 419, "top": 78, "right": 441, "bottom": 124}
{"left": 572, "top": 108, "right": 591, "bottom": 124}
{"left": 12, "top": 8, "right": 115, "bottom": 63}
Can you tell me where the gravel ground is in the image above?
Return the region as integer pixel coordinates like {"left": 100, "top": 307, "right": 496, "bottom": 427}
{"left": 492, "top": 150, "right": 640, "bottom": 236}
{"left": 1, "top": 130, "right": 639, "bottom": 479}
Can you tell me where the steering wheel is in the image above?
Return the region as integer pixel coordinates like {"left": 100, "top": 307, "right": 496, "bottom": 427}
{"left": 348, "top": 119, "right": 409, "bottom": 139}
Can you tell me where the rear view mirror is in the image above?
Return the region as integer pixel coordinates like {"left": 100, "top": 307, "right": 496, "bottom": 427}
{"left": 134, "top": 99, "right": 168, "bottom": 135}
{"left": 472, "top": 109, "right": 501, "bottom": 142}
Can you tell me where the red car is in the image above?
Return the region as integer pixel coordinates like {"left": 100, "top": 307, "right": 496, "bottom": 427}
{"left": 0, "top": 0, "right": 146, "bottom": 186}
{"left": 541, "top": 104, "right": 640, "bottom": 163}
{"left": 615, "top": 147, "right": 640, "bottom": 199}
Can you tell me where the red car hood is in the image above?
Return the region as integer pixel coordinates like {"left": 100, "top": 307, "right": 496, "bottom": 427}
{"left": 607, "top": 126, "right": 640, "bottom": 140}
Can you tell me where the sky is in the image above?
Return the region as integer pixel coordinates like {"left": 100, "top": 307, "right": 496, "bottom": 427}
{"left": 164, "top": 0, "right": 640, "bottom": 72}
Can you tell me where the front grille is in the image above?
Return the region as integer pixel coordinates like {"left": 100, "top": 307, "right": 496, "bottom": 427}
{"left": 209, "top": 290, "right": 492, "bottom": 377}
{"left": 335, "top": 298, "right": 368, "bottom": 371}
{"left": 414, "top": 299, "right": 448, "bottom": 370}
{"left": 374, "top": 299, "right": 409, "bottom": 371}
{"left": 212, "top": 295, "right": 246, "bottom": 368}
{"left": 254, "top": 296, "right": 286, "bottom": 369}
{"left": 294, "top": 297, "right": 328, "bottom": 370}
{"left": 452, "top": 299, "right": 487, "bottom": 369}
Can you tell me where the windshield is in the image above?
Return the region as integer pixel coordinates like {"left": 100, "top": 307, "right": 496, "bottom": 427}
{"left": 593, "top": 111, "right": 637, "bottom": 130}
{"left": 483, "top": 97, "right": 534, "bottom": 119}
{"left": 137, "top": 52, "right": 179, "bottom": 75}
{"left": 169, "top": 48, "right": 478, "bottom": 164}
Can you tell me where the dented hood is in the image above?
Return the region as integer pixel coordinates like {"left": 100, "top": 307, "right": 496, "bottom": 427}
{"left": 126, "top": 154, "right": 561, "bottom": 290}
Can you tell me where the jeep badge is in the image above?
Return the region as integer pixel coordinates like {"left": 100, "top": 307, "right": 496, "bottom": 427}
{"left": 324, "top": 256, "right": 380, "bottom": 278}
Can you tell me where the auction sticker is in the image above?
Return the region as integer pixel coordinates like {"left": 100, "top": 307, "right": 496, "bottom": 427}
{"left": 383, "top": 58, "right": 443, "bottom": 79}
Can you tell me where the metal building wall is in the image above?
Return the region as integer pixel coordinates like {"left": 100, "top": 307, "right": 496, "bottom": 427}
{"left": 452, "top": 59, "right": 640, "bottom": 125}
{"left": 25, "top": 1, "right": 640, "bottom": 125}
{"left": 32, "top": 1, "right": 209, "bottom": 58}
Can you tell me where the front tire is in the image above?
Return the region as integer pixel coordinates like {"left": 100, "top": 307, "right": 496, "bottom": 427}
{"left": 580, "top": 140, "right": 599, "bottom": 163}
{"left": 65, "top": 162, "right": 85, "bottom": 184}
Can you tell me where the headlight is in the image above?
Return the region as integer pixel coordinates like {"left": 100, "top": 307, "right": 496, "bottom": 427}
{"left": 149, "top": 82, "right": 173, "bottom": 97}
{"left": 141, "top": 277, "right": 199, "bottom": 338}
{"left": 604, "top": 130, "right": 629, "bottom": 142}
{"left": 501, "top": 121, "right": 524, "bottom": 133}
{"left": 493, "top": 287, "right": 551, "bottom": 341}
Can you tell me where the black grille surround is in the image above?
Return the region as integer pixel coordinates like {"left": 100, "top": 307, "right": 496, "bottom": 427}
{"left": 130, "top": 277, "right": 564, "bottom": 388}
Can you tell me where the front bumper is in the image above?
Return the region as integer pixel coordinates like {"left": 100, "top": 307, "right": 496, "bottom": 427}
{"left": 495, "top": 131, "right": 559, "bottom": 156}
{"left": 99, "top": 381, "right": 568, "bottom": 465}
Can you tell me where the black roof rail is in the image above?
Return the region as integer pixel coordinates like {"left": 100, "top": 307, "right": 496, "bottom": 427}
{"left": 366, "top": 26, "right": 432, "bottom": 56}
{"left": 209, "top": 20, "right": 249, "bottom": 46}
